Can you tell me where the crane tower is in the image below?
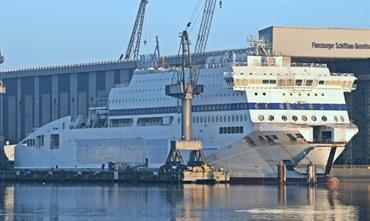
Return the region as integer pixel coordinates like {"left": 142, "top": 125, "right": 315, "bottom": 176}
{"left": 119, "top": 0, "right": 148, "bottom": 62}
{"left": 163, "top": 0, "right": 220, "bottom": 170}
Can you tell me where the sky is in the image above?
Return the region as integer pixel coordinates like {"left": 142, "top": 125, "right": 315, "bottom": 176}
{"left": 0, "top": 0, "right": 369, "bottom": 70}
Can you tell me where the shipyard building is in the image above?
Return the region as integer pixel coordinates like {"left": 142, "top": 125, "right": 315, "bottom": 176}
{"left": 1, "top": 26, "right": 369, "bottom": 164}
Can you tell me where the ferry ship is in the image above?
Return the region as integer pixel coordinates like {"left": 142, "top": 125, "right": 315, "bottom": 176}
{"left": 14, "top": 51, "right": 358, "bottom": 181}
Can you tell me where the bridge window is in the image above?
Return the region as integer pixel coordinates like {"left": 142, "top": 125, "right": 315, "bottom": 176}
{"left": 245, "top": 137, "right": 256, "bottom": 146}
{"left": 296, "top": 134, "right": 304, "bottom": 138}
{"left": 306, "top": 80, "right": 313, "bottom": 86}
{"left": 271, "top": 135, "right": 278, "bottom": 140}
{"left": 295, "top": 80, "right": 302, "bottom": 86}
{"left": 50, "top": 134, "right": 59, "bottom": 149}
{"left": 340, "top": 116, "right": 345, "bottom": 122}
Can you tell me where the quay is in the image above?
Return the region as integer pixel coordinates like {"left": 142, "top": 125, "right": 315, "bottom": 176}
{"left": 0, "top": 165, "right": 367, "bottom": 184}
{"left": 331, "top": 165, "right": 370, "bottom": 180}
{"left": 0, "top": 168, "right": 230, "bottom": 184}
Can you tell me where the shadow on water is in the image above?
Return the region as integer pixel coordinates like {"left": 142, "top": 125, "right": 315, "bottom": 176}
{"left": 0, "top": 181, "right": 367, "bottom": 221}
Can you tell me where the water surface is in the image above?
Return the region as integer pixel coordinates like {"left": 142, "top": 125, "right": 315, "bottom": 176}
{"left": 0, "top": 181, "right": 368, "bottom": 220}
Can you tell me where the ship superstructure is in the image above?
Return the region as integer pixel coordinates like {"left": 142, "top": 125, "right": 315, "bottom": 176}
{"left": 14, "top": 51, "right": 358, "bottom": 180}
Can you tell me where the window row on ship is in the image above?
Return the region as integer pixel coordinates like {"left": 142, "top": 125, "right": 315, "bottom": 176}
{"left": 109, "top": 92, "right": 242, "bottom": 104}
{"left": 234, "top": 78, "right": 353, "bottom": 88}
{"left": 109, "top": 111, "right": 347, "bottom": 129}
{"left": 109, "top": 114, "right": 250, "bottom": 127}
{"left": 133, "top": 73, "right": 224, "bottom": 84}
{"left": 108, "top": 102, "right": 347, "bottom": 116}
{"left": 257, "top": 114, "right": 346, "bottom": 123}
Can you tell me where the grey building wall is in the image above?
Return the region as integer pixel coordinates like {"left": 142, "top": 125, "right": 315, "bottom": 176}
{"left": 0, "top": 61, "right": 136, "bottom": 143}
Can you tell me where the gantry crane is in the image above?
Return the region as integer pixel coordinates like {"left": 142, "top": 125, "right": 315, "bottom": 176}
{"left": 163, "top": 0, "right": 220, "bottom": 170}
{"left": 119, "top": 0, "right": 148, "bottom": 62}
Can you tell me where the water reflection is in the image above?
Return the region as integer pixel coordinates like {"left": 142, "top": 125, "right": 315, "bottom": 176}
{"left": 0, "top": 181, "right": 366, "bottom": 221}
{"left": 243, "top": 185, "right": 358, "bottom": 221}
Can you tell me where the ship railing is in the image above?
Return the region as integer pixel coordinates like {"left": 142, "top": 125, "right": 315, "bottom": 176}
{"left": 203, "top": 62, "right": 234, "bottom": 69}
{"left": 291, "top": 63, "right": 327, "bottom": 68}
{"left": 331, "top": 72, "right": 355, "bottom": 77}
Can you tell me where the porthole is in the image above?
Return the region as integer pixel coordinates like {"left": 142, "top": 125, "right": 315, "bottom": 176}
{"left": 340, "top": 116, "right": 345, "bottom": 122}
{"left": 258, "top": 115, "right": 265, "bottom": 121}
{"left": 311, "top": 116, "right": 317, "bottom": 121}
{"left": 281, "top": 115, "right": 288, "bottom": 121}
{"left": 268, "top": 115, "right": 274, "bottom": 121}
{"left": 322, "top": 116, "right": 327, "bottom": 122}
{"left": 334, "top": 116, "right": 338, "bottom": 122}
{"left": 302, "top": 115, "right": 308, "bottom": 121}
{"left": 263, "top": 92, "right": 266, "bottom": 96}
{"left": 254, "top": 92, "right": 258, "bottom": 96}
{"left": 292, "top": 116, "right": 298, "bottom": 121}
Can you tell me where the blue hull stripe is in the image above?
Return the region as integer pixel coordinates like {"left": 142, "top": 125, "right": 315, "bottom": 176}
{"left": 109, "top": 102, "right": 347, "bottom": 116}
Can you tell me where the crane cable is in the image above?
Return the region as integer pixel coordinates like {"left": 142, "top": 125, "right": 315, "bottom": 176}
{"left": 187, "top": 0, "right": 203, "bottom": 34}
{"left": 178, "top": 0, "right": 204, "bottom": 55}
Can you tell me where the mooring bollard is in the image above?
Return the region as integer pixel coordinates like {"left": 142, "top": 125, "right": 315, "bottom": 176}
{"left": 307, "top": 163, "right": 316, "bottom": 185}
{"left": 277, "top": 161, "right": 286, "bottom": 185}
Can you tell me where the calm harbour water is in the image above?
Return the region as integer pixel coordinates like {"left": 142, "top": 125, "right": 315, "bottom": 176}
{"left": 0, "top": 180, "right": 368, "bottom": 221}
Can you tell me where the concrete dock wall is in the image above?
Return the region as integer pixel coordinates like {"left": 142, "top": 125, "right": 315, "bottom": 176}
{"left": 331, "top": 165, "right": 370, "bottom": 180}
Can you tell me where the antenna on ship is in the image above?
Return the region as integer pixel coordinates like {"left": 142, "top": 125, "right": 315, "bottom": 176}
{"left": 248, "top": 35, "right": 269, "bottom": 56}
{"left": 119, "top": 0, "right": 148, "bottom": 63}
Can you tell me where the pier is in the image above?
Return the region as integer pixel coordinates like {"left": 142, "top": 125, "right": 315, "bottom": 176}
{"left": 0, "top": 168, "right": 229, "bottom": 184}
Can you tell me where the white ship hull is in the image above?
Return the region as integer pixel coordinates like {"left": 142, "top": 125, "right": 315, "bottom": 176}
{"left": 15, "top": 55, "right": 358, "bottom": 181}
